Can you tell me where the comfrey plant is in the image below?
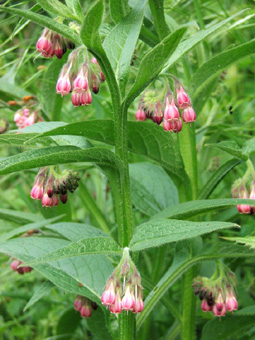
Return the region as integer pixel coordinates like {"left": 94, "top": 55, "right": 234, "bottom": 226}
{"left": 0, "top": 1, "right": 255, "bottom": 340}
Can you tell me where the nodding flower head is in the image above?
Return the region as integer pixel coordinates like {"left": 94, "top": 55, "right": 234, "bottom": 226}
{"left": 164, "top": 96, "right": 180, "bottom": 122}
{"left": 192, "top": 265, "right": 238, "bottom": 318}
{"left": 101, "top": 247, "right": 144, "bottom": 315}
{"left": 182, "top": 106, "right": 196, "bottom": 124}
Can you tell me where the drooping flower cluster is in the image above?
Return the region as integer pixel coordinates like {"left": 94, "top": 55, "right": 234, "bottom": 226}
{"left": 55, "top": 49, "right": 105, "bottom": 107}
{"left": 31, "top": 167, "right": 80, "bottom": 207}
{"left": 192, "top": 263, "right": 238, "bottom": 317}
{"left": 36, "top": 28, "right": 75, "bottom": 59}
{"left": 231, "top": 160, "right": 255, "bottom": 214}
{"left": 11, "top": 259, "right": 33, "bottom": 275}
{"left": 74, "top": 295, "right": 97, "bottom": 318}
{"left": 101, "top": 247, "right": 144, "bottom": 315}
{"left": 12, "top": 96, "right": 42, "bottom": 129}
{"left": 135, "top": 80, "right": 196, "bottom": 133}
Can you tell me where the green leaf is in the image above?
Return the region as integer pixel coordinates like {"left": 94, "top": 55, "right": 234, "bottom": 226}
{"left": 41, "top": 57, "right": 65, "bottom": 121}
{"left": 161, "top": 10, "right": 247, "bottom": 72}
{"left": 46, "top": 222, "right": 108, "bottom": 241}
{"left": 0, "top": 208, "right": 42, "bottom": 225}
{"left": 29, "top": 120, "right": 185, "bottom": 181}
{"left": 65, "top": 0, "right": 83, "bottom": 22}
{"left": 87, "top": 308, "right": 113, "bottom": 340}
{"left": 207, "top": 141, "right": 247, "bottom": 160}
{"left": 130, "top": 219, "right": 238, "bottom": 251}
{"left": 109, "top": 0, "right": 129, "bottom": 23}
{"left": 57, "top": 308, "right": 81, "bottom": 339}
{"left": 201, "top": 315, "right": 255, "bottom": 340}
{"left": 137, "top": 242, "right": 255, "bottom": 330}
{"left": 0, "top": 146, "right": 123, "bottom": 175}
{"left": 0, "top": 237, "right": 114, "bottom": 302}
{"left": 36, "top": 0, "right": 77, "bottom": 20}
{"left": 125, "top": 27, "right": 187, "bottom": 106}
{"left": 223, "top": 236, "right": 255, "bottom": 249}
{"left": 198, "top": 159, "right": 241, "bottom": 199}
{"left": 129, "top": 163, "right": 178, "bottom": 216}
{"left": 0, "top": 7, "right": 81, "bottom": 44}
{"left": 1, "top": 216, "right": 63, "bottom": 242}
{"left": 24, "top": 281, "right": 54, "bottom": 311}
{"left": 242, "top": 137, "right": 255, "bottom": 157}
{"left": 190, "top": 39, "right": 255, "bottom": 102}
{"left": 152, "top": 198, "right": 254, "bottom": 220}
{"left": 103, "top": 0, "right": 146, "bottom": 93}
{"left": 24, "top": 236, "right": 121, "bottom": 266}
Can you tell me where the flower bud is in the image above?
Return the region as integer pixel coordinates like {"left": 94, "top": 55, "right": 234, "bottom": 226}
{"left": 182, "top": 106, "right": 196, "bottom": 124}
{"left": 73, "top": 66, "right": 88, "bottom": 93}
{"left": 80, "top": 303, "right": 92, "bottom": 318}
{"left": 212, "top": 303, "right": 226, "bottom": 317}
{"left": 56, "top": 75, "right": 71, "bottom": 96}
{"left": 74, "top": 296, "right": 83, "bottom": 311}
{"left": 135, "top": 109, "right": 146, "bottom": 121}
{"left": 176, "top": 85, "right": 191, "bottom": 109}
{"left": 201, "top": 299, "right": 212, "bottom": 312}
{"left": 226, "top": 291, "right": 238, "bottom": 311}
{"left": 237, "top": 185, "right": 251, "bottom": 214}
{"left": 121, "top": 284, "right": 135, "bottom": 312}
{"left": 152, "top": 101, "right": 163, "bottom": 125}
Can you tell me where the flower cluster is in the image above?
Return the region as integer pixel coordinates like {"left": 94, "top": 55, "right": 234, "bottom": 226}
{"left": 74, "top": 295, "right": 97, "bottom": 318}
{"left": 231, "top": 160, "right": 255, "bottom": 214}
{"left": 135, "top": 80, "right": 196, "bottom": 134}
{"left": 12, "top": 96, "right": 42, "bottom": 129}
{"left": 36, "top": 28, "right": 75, "bottom": 59}
{"left": 31, "top": 167, "right": 80, "bottom": 207}
{"left": 56, "top": 49, "right": 105, "bottom": 107}
{"left": 192, "top": 264, "right": 238, "bottom": 317}
{"left": 101, "top": 247, "right": 144, "bottom": 315}
{"left": 11, "top": 259, "right": 33, "bottom": 275}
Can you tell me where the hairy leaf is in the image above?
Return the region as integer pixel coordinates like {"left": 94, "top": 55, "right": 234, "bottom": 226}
{"left": 0, "top": 7, "right": 81, "bottom": 44}
{"left": 36, "top": 0, "right": 77, "bottom": 20}
{"left": 130, "top": 219, "right": 238, "bottom": 251}
{"left": 103, "top": 0, "right": 146, "bottom": 93}
{"left": 207, "top": 141, "right": 247, "bottom": 160}
{"left": 198, "top": 159, "right": 241, "bottom": 199}
{"left": 125, "top": 27, "right": 187, "bottom": 106}
{"left": 0, "top": 208, "right": 42, "bottom": 225}
{"left": 223, "top": 236, "right": 255, "bottom": 249}
{"left": 130, "top": 163, "right": 178, "bottom": 216}
{"left": 24, "top": 281, "right": 54, "bottom": 311}
{"left": 161, "top": 10, "right": 247, "bottom": 72}
{"left": 152, "top": 198, "right": 255, "bottom": 220}
{"left": 0, "top": 237, "right": 113, "bottom": 301}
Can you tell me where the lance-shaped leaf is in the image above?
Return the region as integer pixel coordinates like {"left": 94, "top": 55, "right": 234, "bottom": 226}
{"left": 0, "top": 208, "right": 42, "bottom": 224}
{"left": 0, "top": 146, "right": 124, "bottom": 175}
{"left": 24, "top": 281, "right": 54, "bottom": 311}
{"left": 207, "top": 141, "right": 247, "bottom": 160}
{"left": 125, "top": 27, "right": 187, "bottom": 106}
{"left": 161, "top": 10, "right": 247, "bottom": 72}
{"left": 223, "top": 236, "right": 255, "bottom": 249}
{"left": 46, "top": 222, "right": 108, "bottom": 242}
{"left": 130, "top": 219, "right": 238, "bottom": 251}
{"left": 23, "top": 236, "right": 121, "bottom": 267}
{"left": 36, "top": 0, "right": 78, "bottom": 21}
{"left": 103, "top": 0, "right": 146, "bottom": 93}
{"left": 198, "top": 159, "right": 241, "bottom": 199}
{"left": 24, "top": 120, "right": 185, "bottom": 181}
{"left": 152, "top": 198, "right": 255, "bottom": 220}
{"left": 1, "top": 216, "right": 64, "bottom": 242}
{"left": 0, "top": 237, "right": 113, "bottom": 302}
{"left": 190, "top": 39, "right": 255, "bottom": 100}
{"left": 0, "top": 6, "right": 81, "bottom": 44}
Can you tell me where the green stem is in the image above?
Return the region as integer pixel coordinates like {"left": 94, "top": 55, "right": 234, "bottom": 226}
{"left": 178, "top": 123, "right": 198, "bottom": 340}
{"left": 118, "top": 313, "right": 136, "bottom": 340}
{"left": 78, "top": 181, "right": 111, "bottom": 235}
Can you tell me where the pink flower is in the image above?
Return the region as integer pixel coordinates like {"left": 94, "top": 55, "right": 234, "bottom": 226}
{"left": 41, "top": 193, "right": 53, "bottom": 207}
{"left": 176, "top": 86, "right": 191, "bottom": 109}
{"left": 212, "top": 303, "right": 226, "bottom": 317}
{"left": 237, "top": 186, "right": 251, "bottom": 214}
{"left": 226, "top": 291, "right": 238, "bottom": 311}
{"left": 109, "top": 290, "right": 122, "bottom": 314}
{"left": 135, "top": 109, "right": 146, "bottom": 121}
{"left": 56, "top": 75, "right": 71, "bottom": 96}
{"left": 182, "top": 106, "right": 196, "bottom": 123}
{"left": 73, "top": 67, "right": 88, "bottom": 93}
{"left": 201, "top": 299, "right": 212, "bottom": 312}
{"left": 80, "top": 304, "right": 92, "bottom": 318}
{"left": 163, "top": 119, "right": 177, "bottom": 132}
{"left": 121, "top": 285, "right": 135, "bottom": 312}
{"left": 164, "top": 98, "right": 180, "bottom": 121}
{"left": 101, "top": 282, "right": 116, "bottom": 306}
